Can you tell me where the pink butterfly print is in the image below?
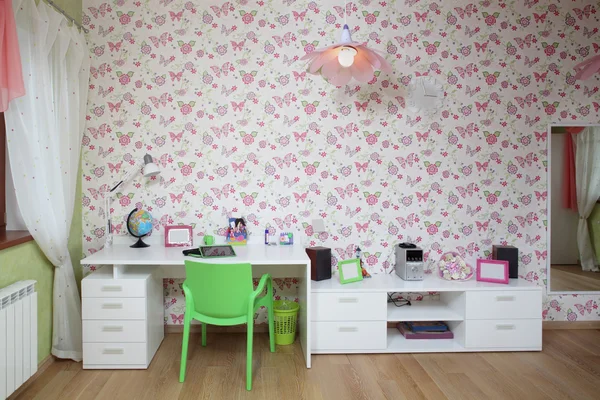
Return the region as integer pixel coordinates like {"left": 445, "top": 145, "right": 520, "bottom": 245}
{"left": 394, "top": 33, "right": 414, "bottom": 48}
{"left": 396, "top": 213, "right": 416, "bottom": 228}
{"left": 573, "top": 5, "right": 593, "bottom": 20}
{"left": 333, "top": 2, "right": 353, "bottom": 18}
{"left": 231, "top": 101, "right": 245, "bottom": 112}
{"left": 211, "top": 123, "right": 232, "bottom": 138}
{"left": 464, "top": 85, "right": 477, "bottom": 97}
{"left": 515, "top": 212, "right": 535, "bottom": 227}
{"left": 535, "top": 131, "right": 547, "bottom": 142}
{"left": 210, "top": 2, "right": 231, "bottom": 17}
{"left": 534, "top": 191, "right": 547, "bottom": 201}
{"left": 405, "top": 176, "right": 419, "bottom": 187}
{"left": 90, "top": 63, "right": 107, "bottom": 79}
{"left": 525, "top": 175, "right": 537, "bottom": 187}
{"left": 515, "top": 153, "right": 534, "bottom": 167}
{"left": 456, "top": 123, "right": 475, "bottom": 138}
{"left": 108, "top": 41, "right": 122, "bottom": 52}
{"left": 515, "top": 34, "right": 533, "bottom": 49}
{"left": 533, "top": 72, "right": 547, "bottom": 82}
{"left": 525, "top": 234, "right": 539, "bottom": 246}
{"left": 293, "top": 192, "right": 308, "bottom": 203}
{"left": 294, "top": 131, "right": 307, "bottom": 142}
{"left": 455, "top": 63, "right": 474, "bottom": 78}
{"left": 292, "top": 10, "right": 306, "bottom": 21}
{"left": 111, "top": 223, "right": 123, "bottom": 235}
{"left": 108, "top": 101, "right": 121, "bottom": 113}
{"left": 405, "top": 116, "right": 420, "bottom": 128}
{"left": 345, "top": 207, "right": 359, "bottom": 218}
{"left": 231, "top": 161, "right": 246, "bottom": 173}
{"left": 515, "top": 94, "right": 535, "bottom": 108}
{"left": 534, "top": 250, "right": 547, "bottom": 261}
{"left": 210, "top": 62, "right": 231, "bottom": 78}
{"left": 396, "top": 153, "right": 415, "bottom": 168}
{"left": 334, "top": 123, "right": 355, "bottom": 138}
{"left": 474, "top": 41, "right": 488, "bottom": 52}
{"left": 335, "top": 183, "right": 356, "bottom": 199}
{"left": 273, "top": 93, "right": 292, "bottom": 108}
{"left": 594, "top": 102, "right": 600, "bottom": 112}
{"left": 273, "top": 153, "right": 293, "bottom": 168}
{"left": 415, "top": 191, "right": 429, "bottom": 203}
{"left": 574, "top": 300, "right": 594, "bottom": 315}
{"left": 150, "top": 93, "right": 169, "bottom": 108}
{"left": 533, "top": 12, "right": 547, "bottom": 23}
{"left": 211, "top": 184, "right": 231, "bottom": 200}
{"left": 158, "top": 154, "right": 170, "bottom": 168}
{"left": 97, "top": 26, "right": 110, "bottom": 38}
{"left": 170, "top": 10, "right": 183, "bottom": 21}
{"left": 149, "top": 32, "right": 169, "bottom": 47}
{"left": 594, "top": 43, "right": 600, "bottom": 53}
{"left": 454, "top": 4, "right": 474, "bottom": 18}
{"left": 108, "top": 161, "right": 122, "bottom": 173}
{"left": 169, "top": 131, "right": 183, "bottom": 143}
{"left": 274, "top": 214, "right": 293, "bottom": 229}
{"left": 171, "top": 313, "right": 184, "bottom": 324}
{"left": 273, "top": 32, "right": 292, "bottom": 47}
{"left": 87, "top": 184, "right": 109, "bottom": 200}
{"left": 475, "top": 161, "right": 489, "bottom": 172}
{"left": 475, "top": 101, "right": 488, "bottom": 112}
{"left": 231, "top": 40, "right": 245, "bottom": 51}
{"left": 456, "top": 243, "right": 475, "bottom": 257}
{"left": 293, "top": 71, "right": 306, "bottom": 81}
{"left": 523, "top": 56, "right": 537, "bottom": 68}
{"left": 355, "top": 161, "right": 369, "bottom": 172}
{"left": 170, "top": 192, "right": 184, "bottom": 204}
{"left": 475, "top": 221, "right": 489, "bottom": 231}
{"left": 464, "top": 26, "right": 477, "bottom": 38}
{"left": 457, "top": 183, "right": 474, "bottom": 198}
{"left": 87, "top": 123, "right": 108, "bottom": 139}
{"left": 523, "top": 271, "right": 536, "bottom": 282}
{"left": 355, "top": 222, "right": 369, "bottom": 233}
{"left": 414, "top": 11, "right": 427, "bottom": 22}
{"left": 395, "top": 96, "right": 406, "bottom": 108}
{"left": 169, "top": 71, "right": 183, "bottom": 82}
{"left": 98, "top": 146, "right": 110, "bottom": 158}
{"left": 465, "top": 145, "right": 480, "bottom": 157}
{"left": 416, "top": 131, "right": 429, "bottom": 142}
{"left": 355, "top": 101, "right": 368, "bottom": 112}
{"left": 583, "top": 86, "right": 598, "bottom": 98}
{"left": 335, "top": 244, "right": 355, "bottom": 260}
{"left": 88, "top": 4, "right": 108, "bottom": 18}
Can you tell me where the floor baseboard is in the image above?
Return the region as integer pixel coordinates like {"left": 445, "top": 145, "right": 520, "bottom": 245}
{"left": 8, "top": 354, "right": 55, "bottom": 400}
{"left": 165, "top": 324, "right": 269, "bottom": 334}
{"left": 543, "top": 321, "right": 600, "bottom": 330}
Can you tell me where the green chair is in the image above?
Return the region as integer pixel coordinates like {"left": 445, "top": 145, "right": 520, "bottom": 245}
{"left": 179, "top": 260, "right": 275, "bottom": 390}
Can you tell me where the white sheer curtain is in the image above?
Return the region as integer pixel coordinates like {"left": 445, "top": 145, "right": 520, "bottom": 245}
{"left": 575, "top": 126, "right": 600, "bottom": 272}
{"left": 4, "top": 0, "right": 89, "bottom": 360}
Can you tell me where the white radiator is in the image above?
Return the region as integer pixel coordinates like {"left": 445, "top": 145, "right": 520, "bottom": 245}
{"left": 0, "top": 281, "right": 37, "bottom": 399}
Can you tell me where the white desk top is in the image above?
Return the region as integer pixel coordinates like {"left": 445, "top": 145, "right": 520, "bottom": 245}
{"left": 81, "top": 244, "right": 310, "bottom": 266}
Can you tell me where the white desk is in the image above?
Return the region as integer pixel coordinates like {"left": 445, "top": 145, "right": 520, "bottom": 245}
{"left": 81, "top": 243, "right": 311, "bottom": 369}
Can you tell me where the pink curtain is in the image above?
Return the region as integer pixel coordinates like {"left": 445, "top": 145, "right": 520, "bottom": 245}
{"left": 563, "top": 127, "right": 585, "bottom": 212}
{"left": 0, "top": 0, "right": 25, "bottom": 112}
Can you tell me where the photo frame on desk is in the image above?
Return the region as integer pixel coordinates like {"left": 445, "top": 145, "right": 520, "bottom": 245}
{"left": 476, "top": 259, "right": 509, "bottom": 284}
{"left": 165, "top": 225, "right": 193, "bottom": 247}
{"left": 338, "top": 258, "right": 363, "bottom": 284}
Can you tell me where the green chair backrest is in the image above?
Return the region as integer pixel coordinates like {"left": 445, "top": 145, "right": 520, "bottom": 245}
{"left": 183, "top": 260, "right": 253, "bottom": 318}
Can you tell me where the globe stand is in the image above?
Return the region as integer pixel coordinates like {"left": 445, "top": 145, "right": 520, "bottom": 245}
{"left": 130, "top": 237, "right": 150, "bottom": 248}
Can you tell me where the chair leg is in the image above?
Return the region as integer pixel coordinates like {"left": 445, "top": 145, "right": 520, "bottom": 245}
{"left": 268, "top": 303, "right": 275, "bottom": 353}
{"left": 202, "top": 323, "right": 207, "bottom": 347}
{"left": 179, "top": 317, "right": 191, "bottom": 383}
{"left": 246, "top": 318, "right": 254, "bottom": 391}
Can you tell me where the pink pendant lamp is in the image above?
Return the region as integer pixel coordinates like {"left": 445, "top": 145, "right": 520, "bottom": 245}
{"left": 573, "top": 55, "right": 600, "bottom": 80}
{"left": 301, "top": 24, "right": 392, "bottom": 86}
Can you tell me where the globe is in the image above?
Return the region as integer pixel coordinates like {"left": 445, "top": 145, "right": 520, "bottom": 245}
{"left": 126, "top": 208, "right": 154, "bottom": 248}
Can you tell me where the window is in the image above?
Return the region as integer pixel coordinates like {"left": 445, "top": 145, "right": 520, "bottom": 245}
{"left": 0, "top": 112, "right": 33, "bottom": 250}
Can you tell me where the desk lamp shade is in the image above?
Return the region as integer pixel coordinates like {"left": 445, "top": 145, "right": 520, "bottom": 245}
{"left": 300, "top": 24, "right": 392, "bottom": 86}
{"left": 574, "top": 55, "right": 600, "bottom": 80}
{"left": 143, "top": 154, "right": 160, "bottom": 177}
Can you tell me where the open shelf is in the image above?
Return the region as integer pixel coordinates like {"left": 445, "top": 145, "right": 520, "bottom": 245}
{"left": 386, "top": 328, "right": 464, "bottom": 352}
{"left": 386, "top": 301, "right": 464, "bottom": 322}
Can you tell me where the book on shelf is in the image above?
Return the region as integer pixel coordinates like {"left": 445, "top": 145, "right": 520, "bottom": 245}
{"left": 397, "top": 322, "right": 454, "bottom": 339}
{"left": 406, "top": 321, "right": 449, "bottom": 332}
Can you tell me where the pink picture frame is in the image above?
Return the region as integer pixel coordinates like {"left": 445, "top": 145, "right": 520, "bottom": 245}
{"left": 164, "top": 225, "right": 193, "bottom": 247}
{"left": 476, "top": 259, "right": 509, "bottom": 284}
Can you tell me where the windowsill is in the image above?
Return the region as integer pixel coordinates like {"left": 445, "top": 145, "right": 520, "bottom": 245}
{"left": 0, "top": 230, "right": 34, "bottom": 251}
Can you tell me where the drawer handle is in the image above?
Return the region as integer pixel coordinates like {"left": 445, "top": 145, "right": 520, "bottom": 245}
{"left": 101, "top": 303, "right": 123, "bottom": 309}
{"left": 495, "top": 296, "right": 515, "bottom": 302}
{"left": 339, "top": 327, "right": 358, "bottom": 332}
{"left": 496, "top": 324, "right": 516, "bottom": 331}
{"left": 101, "top": 285, "right": 123, "bottom": 292}
{"left": 338, "top": 298, "right": 358, "bottom": 303}
{"left": 102, "top": 325, "right": 124, "bottom": 332}
{"left": 102, "top": 348, "right": 124, "bottom": 355}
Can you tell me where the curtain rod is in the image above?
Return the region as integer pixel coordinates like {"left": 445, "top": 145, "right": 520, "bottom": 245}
{"left": 44, "top": 0, "right": 89, "bottom": 34}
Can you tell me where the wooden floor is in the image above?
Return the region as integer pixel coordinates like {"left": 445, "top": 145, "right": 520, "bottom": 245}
{"left": 13, "top": 330, "right": 600, "bottom": 400}
{"left": 550, "top": 264, "right": 600, "bottom": 291}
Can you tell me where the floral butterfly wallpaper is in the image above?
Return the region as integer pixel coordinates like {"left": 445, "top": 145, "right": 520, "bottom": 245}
{"left": 82, "top": 0, "right": 600, "bottom": 324}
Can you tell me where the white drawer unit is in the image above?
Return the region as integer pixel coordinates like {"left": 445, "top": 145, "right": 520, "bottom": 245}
{"left": 82, "top": 266, "right": 164, "bottom": 369}
{"left": 311, "top": 274, "right": 543, "bottom": 354}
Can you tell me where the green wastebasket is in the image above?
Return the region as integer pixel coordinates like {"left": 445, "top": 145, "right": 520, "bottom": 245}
{"left": 273, "top": 300, "right": 299, "bottom": 345}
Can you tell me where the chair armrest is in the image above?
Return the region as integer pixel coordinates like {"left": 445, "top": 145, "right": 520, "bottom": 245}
{"left": 250, "top": 274, "right": 271, "bottom": 303}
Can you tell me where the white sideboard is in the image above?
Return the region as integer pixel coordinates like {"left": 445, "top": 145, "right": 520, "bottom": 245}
{"left": 82, "top": 266, "right": 164, "bottom": 369}
{"left": 311, "top": 273, "right": 543, "bottom": 354}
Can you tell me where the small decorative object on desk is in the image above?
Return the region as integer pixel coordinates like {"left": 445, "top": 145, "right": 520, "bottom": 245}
{"left": 355, "top": 246, "right": 371, "bottom": 278}
{"left": 476, "top": 259, "right": 509, "bottom": 284}
{"left": 438, "top": 251, "right": 474, "bottom": 281}
{"left": 226, "top": 217, "right": 247, "bottom": 245}
{"left": 338, "top": 258, "right": 363, "bottom": 284}
{"left": 279, "top": 232, "right": 293, "bottom": 245}
{"left": 126, "top": 208, "right": 153, "bottom": 248}
{"left": 164, "top": 225, "right": 193, "bottom": 247}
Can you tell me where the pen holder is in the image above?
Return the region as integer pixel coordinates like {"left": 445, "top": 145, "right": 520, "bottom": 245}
{"left": 279, "top": 232, "right": 293, "bottom": 245}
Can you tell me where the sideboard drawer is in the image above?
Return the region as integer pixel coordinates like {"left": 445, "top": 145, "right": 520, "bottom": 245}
{"left": 82, "top": 298, "right": 146, "bottom": 320}
{"left": 83, "top": 343, "right": 147, "bottom": 366}
{"left": 83, "top": 278, "right": 147, "bottom": 298}
{"left": 465, "top": 319, "right": 542, "bottom": 349}
{"left": 466, "top": 290, "right": 542, "bottom": 320}
{"left": 311, "top": 321, "right": 386, "bottom": 350}
{"left": 83, "top": 320, "right": 147, "bottom": 343}
{"left": 311, "top": 292, "right": 386, "bottom": 321}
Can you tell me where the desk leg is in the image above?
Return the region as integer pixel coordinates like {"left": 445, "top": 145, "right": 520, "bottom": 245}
{"left": 298, "top": 262, "right": 311, "bottom": 368}
{"left": 113, "top": 264, "right": 125, "bottom": 279}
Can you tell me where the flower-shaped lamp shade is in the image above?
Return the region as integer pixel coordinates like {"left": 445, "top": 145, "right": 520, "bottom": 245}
{"left": 301, "top": 24, "right": 392, "bottom": 86}
{"left": 574, "top": 55, "right": 600, "bottom": 80}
